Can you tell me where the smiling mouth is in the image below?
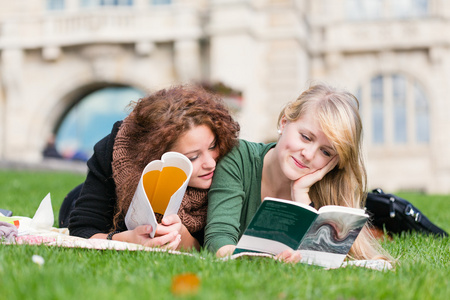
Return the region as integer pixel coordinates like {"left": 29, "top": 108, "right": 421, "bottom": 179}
{"left": 292, "top": 156, "right": 308, "bottom": 169}
{"left": 200, "top": 171, "right": 214, "bottom": 179}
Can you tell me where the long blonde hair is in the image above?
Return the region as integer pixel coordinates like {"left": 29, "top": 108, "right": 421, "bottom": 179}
{"left": 279, "top": 83, "right": 392, "bottom": 262}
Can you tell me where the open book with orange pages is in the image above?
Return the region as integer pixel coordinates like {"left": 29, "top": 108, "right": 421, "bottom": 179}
{"left": 233, "top": 197, "right": 369, "bottom": 268}
{"left": 125, "top": 152, "right": 193, "bottom": 238}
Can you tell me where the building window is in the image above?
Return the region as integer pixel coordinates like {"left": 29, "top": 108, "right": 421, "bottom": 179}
{"left": 361, "top": 74, "right": 429, "bottom": 146}
{"left": 151, "top": 0, "right": 172, "bottom": 5}
{"left": 346, "top": 0, "right": 428, "bottom": 20}
{"left": 80, "top": 0, "right": 134, "bottom": 7}
{"left": 393, "top": 0, "right": 429, "bottom": 18}
{"left": 414, "top": 83, "right": 430, "bottom": 143}
{"left": 47, "top": 0, "right": 65, "bottom": 10}
{"left": 393, "top": 74, "right": 407, "bottom": 143}
{"left": 371, "top": 75, "right": 384, "bottom": 144}
{"left": 346, "top": 0, "right": 382, "bottom": 21}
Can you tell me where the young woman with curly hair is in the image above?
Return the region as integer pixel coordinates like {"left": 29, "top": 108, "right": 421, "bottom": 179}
{"left": 60, "top": 84, "right": 240, "bottom": 250}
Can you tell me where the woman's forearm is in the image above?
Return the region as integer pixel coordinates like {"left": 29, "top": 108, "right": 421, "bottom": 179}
{"left": 178, "top": 225, "right": 200, "bottom": 251}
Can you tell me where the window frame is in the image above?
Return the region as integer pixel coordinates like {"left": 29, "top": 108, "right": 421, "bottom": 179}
{"left": 359, "top": 73, "right": 430, "bottom": 147}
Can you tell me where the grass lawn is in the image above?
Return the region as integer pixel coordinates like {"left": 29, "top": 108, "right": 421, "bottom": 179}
{"left": 0, "top": 170, "right": 449, "bottom": 300}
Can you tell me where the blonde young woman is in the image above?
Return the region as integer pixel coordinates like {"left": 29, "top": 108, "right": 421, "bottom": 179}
{"left": 204, "top": 83, "right": 392, "bottom": 263}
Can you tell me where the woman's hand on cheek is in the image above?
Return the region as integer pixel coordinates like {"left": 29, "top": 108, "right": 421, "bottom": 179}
{"left": 292, "top": 155, "right": 339, "bottom": 204}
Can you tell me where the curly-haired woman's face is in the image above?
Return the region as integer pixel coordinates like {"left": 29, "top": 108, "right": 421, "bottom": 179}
{"left": 170, "top": 125, "right": 219, "bottom": 190}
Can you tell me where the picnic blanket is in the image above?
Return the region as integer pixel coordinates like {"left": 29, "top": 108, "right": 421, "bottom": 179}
{"left": 0, "top": 194, "right": 393, "bottom": 271}
{"left": 0, "top": 193, "right": 187, "bottom": 254}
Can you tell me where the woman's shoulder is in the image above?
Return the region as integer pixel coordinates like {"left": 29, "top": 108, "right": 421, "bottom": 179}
{"left": 236, "top": 139, "right": 275, "bottom": 155}
{"left": 222, "top": 139, "right": 275, "bottom": 165}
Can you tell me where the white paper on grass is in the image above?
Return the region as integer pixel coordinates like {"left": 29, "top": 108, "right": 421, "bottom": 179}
{"left": 124, "top": 152, "right": 193, "bottom": 238}
{"left": 12, "top": 193, "right": 54, "bottom": 235}
{"left": 31, "top": 193, "right": 54, "bottom": 229}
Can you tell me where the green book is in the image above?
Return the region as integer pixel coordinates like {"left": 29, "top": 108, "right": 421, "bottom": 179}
{"left": 233, "top": 197, "right": 369, "bottom": 268}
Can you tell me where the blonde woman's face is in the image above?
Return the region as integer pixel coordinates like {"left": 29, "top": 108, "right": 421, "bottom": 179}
{"left": 277, "top": 114, "right": 338, "bottom": 181}
{"left": 170, "top": 125, "right": 219, "bottom": 190}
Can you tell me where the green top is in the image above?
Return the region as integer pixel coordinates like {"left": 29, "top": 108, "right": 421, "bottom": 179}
{"left": 204, "top": 139, "right": 276, "bottom": 253}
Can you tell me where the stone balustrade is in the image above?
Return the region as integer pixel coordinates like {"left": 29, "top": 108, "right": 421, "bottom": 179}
{"left": 0, "top": 7, "right": 203, "bottom": 48}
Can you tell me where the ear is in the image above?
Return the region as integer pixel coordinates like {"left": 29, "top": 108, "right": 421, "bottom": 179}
{"left": 279, "top": 115, "right": 288, "bottom": 131}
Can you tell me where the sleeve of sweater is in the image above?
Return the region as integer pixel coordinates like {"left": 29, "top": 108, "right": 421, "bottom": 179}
{"left": 204, "top": 140, "right": 248, "bottom": 253}
{"left": 68, "top": 122, "right": 121, "bottom": 238}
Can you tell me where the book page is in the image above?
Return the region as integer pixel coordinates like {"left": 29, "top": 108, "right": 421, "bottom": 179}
{"left": 317, "top": 205, "right": 368, "bottom": 217}
{"left": 125, "top": 177, "right": 158, "bottom": 236}
{"left": 234, "top": 198, "right": 318, "bottom": 254}
{"left": 124, "top": 152, "right": 193, "bottom": 238}
{"left": 299, "top": 251, "right": 347, "bottom": 269}
{"left": 298, "top": 210, "right": 368, "bottom": 268}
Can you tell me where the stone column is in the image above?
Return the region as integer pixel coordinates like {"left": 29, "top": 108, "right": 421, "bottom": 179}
{"left": 428, "top": 46, "right": 450, "bottom": 193}
{"left": 208, "top": 0, "right": 310, "bottom": 142}
{"left": 0, "top": 48, "right": 31, "bottom": 161}
{"left": 174, "top": 40, "right": 201, "bottom": 82}
{"left": 208, "top": 0, "right": 265, "bottom": 141}
{"left": 0, "top": 71, "right": 4, "bottom": 160}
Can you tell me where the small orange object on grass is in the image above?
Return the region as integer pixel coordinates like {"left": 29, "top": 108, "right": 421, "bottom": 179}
{"left": 171, "top": 273, "right": 201, "bottom": 296}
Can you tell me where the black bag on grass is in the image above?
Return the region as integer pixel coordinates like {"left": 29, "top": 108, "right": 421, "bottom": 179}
{"left": 365, "top": 188, "right": 448, "bottom": 237}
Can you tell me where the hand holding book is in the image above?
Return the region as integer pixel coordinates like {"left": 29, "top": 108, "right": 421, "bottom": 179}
{"left": 125, "top": 152, "right": 193, "bottom": 238}
{"left": 233, "top": 197, "right": 368, "bottom": 268}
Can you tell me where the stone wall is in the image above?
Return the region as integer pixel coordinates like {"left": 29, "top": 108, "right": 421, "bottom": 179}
{"left": 1, "top": 0, "right": 449, "bottom": 193}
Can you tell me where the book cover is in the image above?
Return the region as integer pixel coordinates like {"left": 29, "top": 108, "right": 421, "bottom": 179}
{"left": 298, "top": 206, "right": 368, "bottom": 268}
{"left": 124, "top": 152, "right": 193, "bottom": 238}
{"left": 234, "top": 197, "right": 368, "bottom": 268}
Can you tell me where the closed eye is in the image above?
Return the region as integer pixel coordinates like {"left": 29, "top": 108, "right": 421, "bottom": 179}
{"left": 188, "top": 155, "right": 199, "bottom": 162}
{"left": 209, "top": 139, "right": 217, "bottom": 150}
{"left": 321, "top": 149, "right": 331, "bottom": 157}
{"left": 301, "top": 134, "right": 311, "bottom": 142}
{"left": 322, "top": 146, "right": 336, "bottom": 157}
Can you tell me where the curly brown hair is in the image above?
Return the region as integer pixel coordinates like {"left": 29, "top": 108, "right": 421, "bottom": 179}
{"left": 112, "top": 84, "right": 240, "bottom": 228}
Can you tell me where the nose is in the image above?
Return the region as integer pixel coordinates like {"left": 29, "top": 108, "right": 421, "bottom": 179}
{"left": 202, "top": 152, "right": 216, "bottom": 169}
{"left": 301, "top": 145, "right": 315, "bottom": 162}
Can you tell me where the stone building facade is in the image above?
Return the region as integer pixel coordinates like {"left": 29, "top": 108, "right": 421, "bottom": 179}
{"left": 1, "top": 0, "right": 449, "bottom": 193}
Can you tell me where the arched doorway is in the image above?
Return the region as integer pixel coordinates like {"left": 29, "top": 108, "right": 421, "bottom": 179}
{"left": 54, "top": 86, "right": 144, "bottom": 161}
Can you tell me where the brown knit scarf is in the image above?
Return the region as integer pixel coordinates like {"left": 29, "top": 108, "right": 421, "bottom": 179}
{"left": 112, "top": 119, "right": 208, "bottom": 234}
